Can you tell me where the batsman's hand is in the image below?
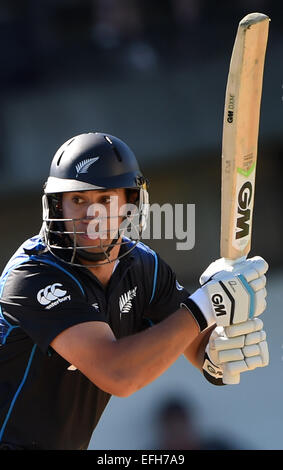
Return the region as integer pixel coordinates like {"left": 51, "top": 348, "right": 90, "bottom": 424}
{"left": 199, "top": 255, "right": 268, "bottom": 287}
{"left": 203, "top": 318, "right": 269, "bottom": 385}
{"left": 182, "top": 256, "right": 268, "bottom": 330}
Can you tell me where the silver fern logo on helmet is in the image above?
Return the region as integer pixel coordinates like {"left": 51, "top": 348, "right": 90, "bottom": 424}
{"left": 75, "top": 157, "right": 100, "bottom": 178}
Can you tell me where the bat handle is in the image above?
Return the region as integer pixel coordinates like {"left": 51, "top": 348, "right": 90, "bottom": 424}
{"left": 221, "top": 255, "right": 247, "bottom": 266}
{"left": 222, "top": 256, "right": 247, "bottom": 385}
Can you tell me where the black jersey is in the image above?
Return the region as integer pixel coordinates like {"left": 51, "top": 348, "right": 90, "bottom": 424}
{"left": 0, "top": 235, "right": 189, "bottom": 450}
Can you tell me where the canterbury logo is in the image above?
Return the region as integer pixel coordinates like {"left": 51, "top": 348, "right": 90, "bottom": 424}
{"left": 75, "top": 157, "right": 99, "bottom": 177}
{"left": 119, "top": 286, "right": 137, "bottom": 318}
{"left": 37, "top": 283, "right": 70, "bottom": 309}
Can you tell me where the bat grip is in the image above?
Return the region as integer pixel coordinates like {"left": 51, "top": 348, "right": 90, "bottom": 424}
{"left": 222, "top": 256, "right": 247, "bottom": 385}
{"left": 221, "top": 255, "right": 247, "bottom": 266}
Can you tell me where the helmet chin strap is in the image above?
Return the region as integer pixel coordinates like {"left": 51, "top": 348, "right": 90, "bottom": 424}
{"left": 75, "top": 234, "right": 120, "bottom": 263}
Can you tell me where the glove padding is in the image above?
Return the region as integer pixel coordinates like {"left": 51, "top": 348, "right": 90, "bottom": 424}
{"left": 185, "top": 256, "right": 268, "bottom": 330}
{"left": 199, "top": 256, "right": 268, "bottom": 285}
{"left": 206, "top": 318, "right": 269, "bottom": 384}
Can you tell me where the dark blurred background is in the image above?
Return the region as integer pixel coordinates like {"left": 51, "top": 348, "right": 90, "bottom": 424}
{"left": 0, "top": 0, "right": 282, "bottom": 283}
{"left": 0, "top": 0, "right": 283, "bottom": 450}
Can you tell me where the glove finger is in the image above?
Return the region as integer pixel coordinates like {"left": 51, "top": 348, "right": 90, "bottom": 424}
{"left": 236, "top": 258, "right": 268, "bottom": 283}
{"left": 224, "top": 360, "right": 249, "bottom": 375}
{"left": 225, "top": 318, "right": 263, "bottom": 337}
{"left": 213, "top": 335, "right": 245, "bottom": 351}
{"left": 238, "top": 267, "right": 260, "bottom": 283}
{"left": 259, "top": 340, "right": 269, "bottom": 366}
{"left": 218, "top": 349, "right": 244, "bottom": 363}
{"left": 222, "top": 368, "right": 240, "bottom": 384}
{"left": 242, "top": 344, "right": 260, "bottom": 357}
{"left": 245, "top": 330, "right": 266, "bottom": 346}
{"left": 249, "top": 256, "right": 269, "bottom": 276}
{"left": 245, "top": 356, "right": 264, "bottom": 370}
{"left": 249, "top": 275, "right": 266, "bottom": 292}
{"left": 253, "top": 289, "right": 267, "bottom": 317}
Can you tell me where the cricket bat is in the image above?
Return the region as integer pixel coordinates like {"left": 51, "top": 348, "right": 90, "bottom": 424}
{"left": 220, "top": 12, "right": 270, "bottom": 383}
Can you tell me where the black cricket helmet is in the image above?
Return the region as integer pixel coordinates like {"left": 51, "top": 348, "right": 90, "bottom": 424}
{"left": 41, "top": 132, "right": 149, "bottom": 266}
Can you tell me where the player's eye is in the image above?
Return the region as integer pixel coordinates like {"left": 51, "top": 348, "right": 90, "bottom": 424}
{"left": 72, "top": 196, "right": 85, "bottom": 205}
{"left": 100, "top": 195, "right": 113, "bottom": 204}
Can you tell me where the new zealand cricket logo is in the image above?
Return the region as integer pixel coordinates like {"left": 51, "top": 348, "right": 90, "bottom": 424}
{"left": 75, "top": 157, "right": 100, "bottom": 178}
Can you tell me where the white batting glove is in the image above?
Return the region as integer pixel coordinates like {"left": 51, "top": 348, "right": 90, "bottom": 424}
{"left": 181, "top": 256, "right": 268, "bottom": 331}
{"left": 203, "top": 318, "right": 269, "bottom": 385}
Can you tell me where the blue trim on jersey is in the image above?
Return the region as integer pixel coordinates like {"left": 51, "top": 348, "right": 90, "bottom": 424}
{"left": 238, "top": 274, "right": 255, "bottom": 318}
{"left": 0, "top": 322, "right": 18, "bottom": 346}
{"left": 0, "top": 253, "right": 86, "bottom": 344}
{"left": 0, "top": 235, "right": 45, "bottom": 344}
{"left": 0, "top": 258, "right": 30, "bottom": 345}
{"left": 135, "top": 240, "right": 156, "bottom": 256}
{"left": 0, "top": 236, "right": 86, "bottom": 440}
{"left": 0, "top": 236, "right": 44, "bottom": 275}
{"left": 123, "top": 239, "right": 159, "bottom": 306}
{"left": 0, "top": 344, "right": 37, "bottom": 442}
{"left": 29, "top": 256, "right": 85, "bottom": 297}
{"left": 149, "top": 251, "right": 158, "bottom": 304}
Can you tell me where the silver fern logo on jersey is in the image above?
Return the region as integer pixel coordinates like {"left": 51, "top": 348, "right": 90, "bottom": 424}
{"left": 75, "top": 157, "right": 100, "bottom": 177}
{"left": 119, "top": 286, "right": 137, "bottom": 318}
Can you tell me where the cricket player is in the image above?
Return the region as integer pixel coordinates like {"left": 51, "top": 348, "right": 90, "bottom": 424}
{"left": 0, "top": 132, "right": 268, "bottom": 450}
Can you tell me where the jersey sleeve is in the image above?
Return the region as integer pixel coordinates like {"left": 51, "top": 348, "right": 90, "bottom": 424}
{"left": 0, "top": 261, "right": 107, "bottom": 354}
{"left": 144, "top": 254, "right": 190, "bottom": 324}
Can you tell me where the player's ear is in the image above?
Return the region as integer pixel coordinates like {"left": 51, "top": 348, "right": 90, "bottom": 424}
{"left": 126, "top": 189, "right": 139, "bottom": 204}
{"left": 50, "top": 194, "right": 63, "bottom": 217}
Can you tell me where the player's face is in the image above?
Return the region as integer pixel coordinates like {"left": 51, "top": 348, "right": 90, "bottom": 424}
{"left": 62, "top": 189, "right": 128, "bottom": 253}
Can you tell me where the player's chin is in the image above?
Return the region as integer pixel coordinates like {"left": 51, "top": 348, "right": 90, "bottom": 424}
{"left": 78, "top": 234, "right": 112, "bottom": 251}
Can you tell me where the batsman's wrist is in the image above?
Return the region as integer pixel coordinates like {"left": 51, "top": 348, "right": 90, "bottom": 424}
{"left": 181, "top": 289, "right": 215, "bottom": 332}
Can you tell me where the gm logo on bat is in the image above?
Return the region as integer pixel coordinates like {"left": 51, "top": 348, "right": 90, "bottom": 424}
{"left": 236, "top": 181, "right": 253, "bottom": 239}
{"left": 226, "top": 94, "right": 235, "bottom": 123}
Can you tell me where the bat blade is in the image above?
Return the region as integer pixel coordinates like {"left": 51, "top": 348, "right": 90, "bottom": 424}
{"left": 220, "top": 13, "right": 270, "bottom": 261}
{"left": 220, "top": 13, "right": 270, "bottom": 384}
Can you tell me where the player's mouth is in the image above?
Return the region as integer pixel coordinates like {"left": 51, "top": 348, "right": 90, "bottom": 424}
{"left": 76, "top": 228, "right": 114, "bottom": 247}
{"left": 77, "top": 232, "right": 103, "bottom": 244}
{"left": 80, "top": 233, "right": 100, "bottom": 240}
